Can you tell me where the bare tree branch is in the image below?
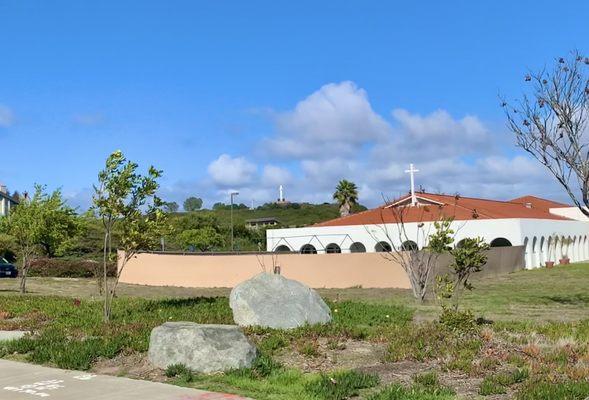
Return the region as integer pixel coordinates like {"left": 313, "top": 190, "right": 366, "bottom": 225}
{"left": 503, "top": 51, "right": 589, "bottom": 215}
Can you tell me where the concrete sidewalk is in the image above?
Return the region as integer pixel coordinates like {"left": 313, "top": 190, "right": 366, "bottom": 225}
{"left": 0, "top": 359, "right": 250, "bottom": 399}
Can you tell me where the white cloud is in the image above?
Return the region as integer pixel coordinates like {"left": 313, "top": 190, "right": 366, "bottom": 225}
{"left": 0, "top": 105, "right": 14, "bottom": 127}
{"left": 262, "top": 165, "right": 292, "bottom": 186}
{"left": 168, "top": 82, "right": 570, "bottom": 209}
{"left": 372, "top": 109, "right": 491, "bottom": 165}
{"left": 207, "top": 154, "right": 257, "bottom": 187}
{"left": 265, "top": 81, "right": 391, "bottom": 159}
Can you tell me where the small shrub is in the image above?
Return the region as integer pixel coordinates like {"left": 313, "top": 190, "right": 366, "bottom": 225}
{"left": 228, "top": 354, "right": 282, "bottom": 379}
{"left": 165, "top": 363, "right": 191, "bottom": 378}
{"left": 413, "top": 372, "right": 455, "bottom": 395}
{"left": 305, "top": 370, "right": 380, "bottom": 400}
{"left": 439, "top": 307, "right": 477, "bottom": 333}
{"left": 479, "top": 368, "right": 529, "bottom": 396}
{"left": 28, "top": 257, "right": 116, "bottom": 278}
{"left": 258, "top": 332, "right": 288, "bottom": 354}
{"left": 479, "top": 377, "right": 507, "bottom": 395}
{"left": 165, "top": 363, "right": 193, "bottom": 383}
{"left": 298, "top": 341, "right": 320, "bottom": 357}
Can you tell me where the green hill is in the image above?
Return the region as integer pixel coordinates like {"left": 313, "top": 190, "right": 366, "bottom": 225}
{"left": 164, "top": 202, "right": 367, "bottom": 252}
{"left": 186, "top": 203, "right": 342, "bottom": 228}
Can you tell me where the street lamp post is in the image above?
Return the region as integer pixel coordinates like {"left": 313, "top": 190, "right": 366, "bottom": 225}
{"left": 230, "top": 191, "right": 239, "bottom": 251}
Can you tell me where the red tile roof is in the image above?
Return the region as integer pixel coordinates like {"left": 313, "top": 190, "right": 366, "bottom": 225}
{"left": 509, "top": 195, "right": 570, "bottom": 210}
{"left": 314, "top": 193, "right": 573, "bottom": 227}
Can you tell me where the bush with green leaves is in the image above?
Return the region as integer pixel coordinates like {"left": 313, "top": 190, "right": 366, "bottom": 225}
{"left": 165, "top": 363, "right": 193, "bottom": 383}
{"left": 177, "top": 227, "right": 224, "bottom": 252}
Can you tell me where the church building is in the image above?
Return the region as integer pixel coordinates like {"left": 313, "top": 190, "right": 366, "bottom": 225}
{"left": 266, "top": 167, "right": 589, "bottom": 269}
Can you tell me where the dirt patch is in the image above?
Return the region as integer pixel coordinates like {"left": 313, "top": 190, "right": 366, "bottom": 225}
{"left": 91, "top": 352, "right": 166, "bottom": 382}
{"left": 274, "top": 338, "right": 387, "bottom": 373}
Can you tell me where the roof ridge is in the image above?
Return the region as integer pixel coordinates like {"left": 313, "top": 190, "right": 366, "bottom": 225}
{"left": 510, "top": 194, "right": 570, "bottom": 207}
{"left": 314, "top": 206, "right": 379, "bottom": 226}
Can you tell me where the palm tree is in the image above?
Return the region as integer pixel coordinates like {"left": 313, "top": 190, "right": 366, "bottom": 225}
{"left": 333, "top": 180, "right": 359, "bottom": 217}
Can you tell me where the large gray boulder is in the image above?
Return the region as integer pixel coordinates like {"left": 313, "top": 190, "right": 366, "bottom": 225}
{"left": 230, "top": 273, "right": 332, "bottom": 329}
{"left": 148, "top": 322, "right": 257, "bottom": 373}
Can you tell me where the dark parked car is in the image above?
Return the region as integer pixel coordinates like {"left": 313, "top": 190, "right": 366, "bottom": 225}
{"left": 0, "top": 257, "right": 18, "bottom": 278}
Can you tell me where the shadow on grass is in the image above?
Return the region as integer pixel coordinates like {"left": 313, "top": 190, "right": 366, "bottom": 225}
{"left": 145, "top": 296, "right": 227, "bottom": 308}
{"left": 540, "top": 294, "right": 589, "bottom": 305}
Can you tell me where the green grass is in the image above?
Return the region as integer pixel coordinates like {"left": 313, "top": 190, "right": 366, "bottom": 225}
{"left": 479, "top": 368, "right": 529, "bottom": 395}
{"left": 0, "top": 296, "right": 411, "bottom": 372}
{"left": 516, "top": 380, "right": 589, "bottom": 400}
{"left": 1, "top": 264, "right": 589, "bottom": 399}
{"left": 366, "top": 383, "right": 456, "bottom": 400}
{"left": 305, "top": 370, "right": 380, "bottom": 400}
{"left": 3, "top": 263, "right": 589, "bottom": 322}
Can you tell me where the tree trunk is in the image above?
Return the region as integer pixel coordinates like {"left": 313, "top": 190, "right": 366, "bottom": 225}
{"left": 19, "top": 254, "right": 27, "bottom": 294}
{"left": 103, "top": 230, "right": 110, "bottom": 322}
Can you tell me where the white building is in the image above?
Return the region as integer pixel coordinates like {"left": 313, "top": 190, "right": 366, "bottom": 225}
{"left": 266, "top": 191, "right": 589, "bottom": 269}
{"left": 0, "top": 184, "right": 18, "bottom": 217}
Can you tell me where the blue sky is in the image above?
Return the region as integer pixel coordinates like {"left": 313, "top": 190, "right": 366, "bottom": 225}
{"left": 1, "top": 1, "right": 588, "bottom": 209}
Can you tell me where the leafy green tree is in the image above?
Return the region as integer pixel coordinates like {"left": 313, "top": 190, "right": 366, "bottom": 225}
{"left": 37, "top": 188, "right": 80, "bottom": 257}
{"left": 93, "top": 150, "right": 168, "bottom": 321}
{"left": 0, "top": 186, "right": 44, "bottom": 293}
{"left": 333, "top": 180, "right": 359, "bottom": 217}
{"left": 178, "top": 227, "right": 224, "bottom": 251}
{"left": 162, "top": 201, "right": 179, "bottom": 213}
{"left": 436, "top": 237, "right": 490, "bottom": 310}
{"left": 183, "top": 197, "right": 203, "bottom": 212}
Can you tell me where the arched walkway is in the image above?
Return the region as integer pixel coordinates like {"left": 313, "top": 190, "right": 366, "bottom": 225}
{"left": 523, "top": 237, "right": 530, "bottom": 269}
{"left": 546, "top": 236, "right": 554, "bottom": 263}
{"left": 539, "top": 236, "right": 545, "bottom": 266}
{"left": 531, "top": 236, "right": 538, "bottom": 268}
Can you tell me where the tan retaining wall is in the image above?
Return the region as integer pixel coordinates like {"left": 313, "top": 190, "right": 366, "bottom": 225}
{"left": 118, "top": 246, "right": 524, "bottom": 289}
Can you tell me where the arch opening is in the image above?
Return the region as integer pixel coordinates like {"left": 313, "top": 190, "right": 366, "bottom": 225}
{"left": 300, "top": 244, "right": 317, "bottom": 254}
{"left": 274, "top": 245, "right": 291, "bottom": 253}
{"left": 375, "top": 241, "right": 392, "bottom": 252}
{"left": 350, "top": 242, "right": 366, "bottom": 253}
{"left": 401, "top": 240, "right": 418, "bottom": 251}
{"left": 325, "top": 243, "right": 342, "bottom": 254}
{"left": 490, "top": 237, "right": 512, "bottom": 247}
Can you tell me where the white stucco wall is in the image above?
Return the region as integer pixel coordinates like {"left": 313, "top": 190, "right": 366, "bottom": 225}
{"left": 549, "top": 207, "right": 589, "bottom": 221}
{"left": 267, "top": 218, "right": 589, "bottom": 269}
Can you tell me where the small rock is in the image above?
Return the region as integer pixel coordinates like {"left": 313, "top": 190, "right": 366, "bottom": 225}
{"left": 230, "top": 273, "right": 332, "bottom": 329}
{"left": 148, "top": 322, "right": 256, "bottom": 373}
